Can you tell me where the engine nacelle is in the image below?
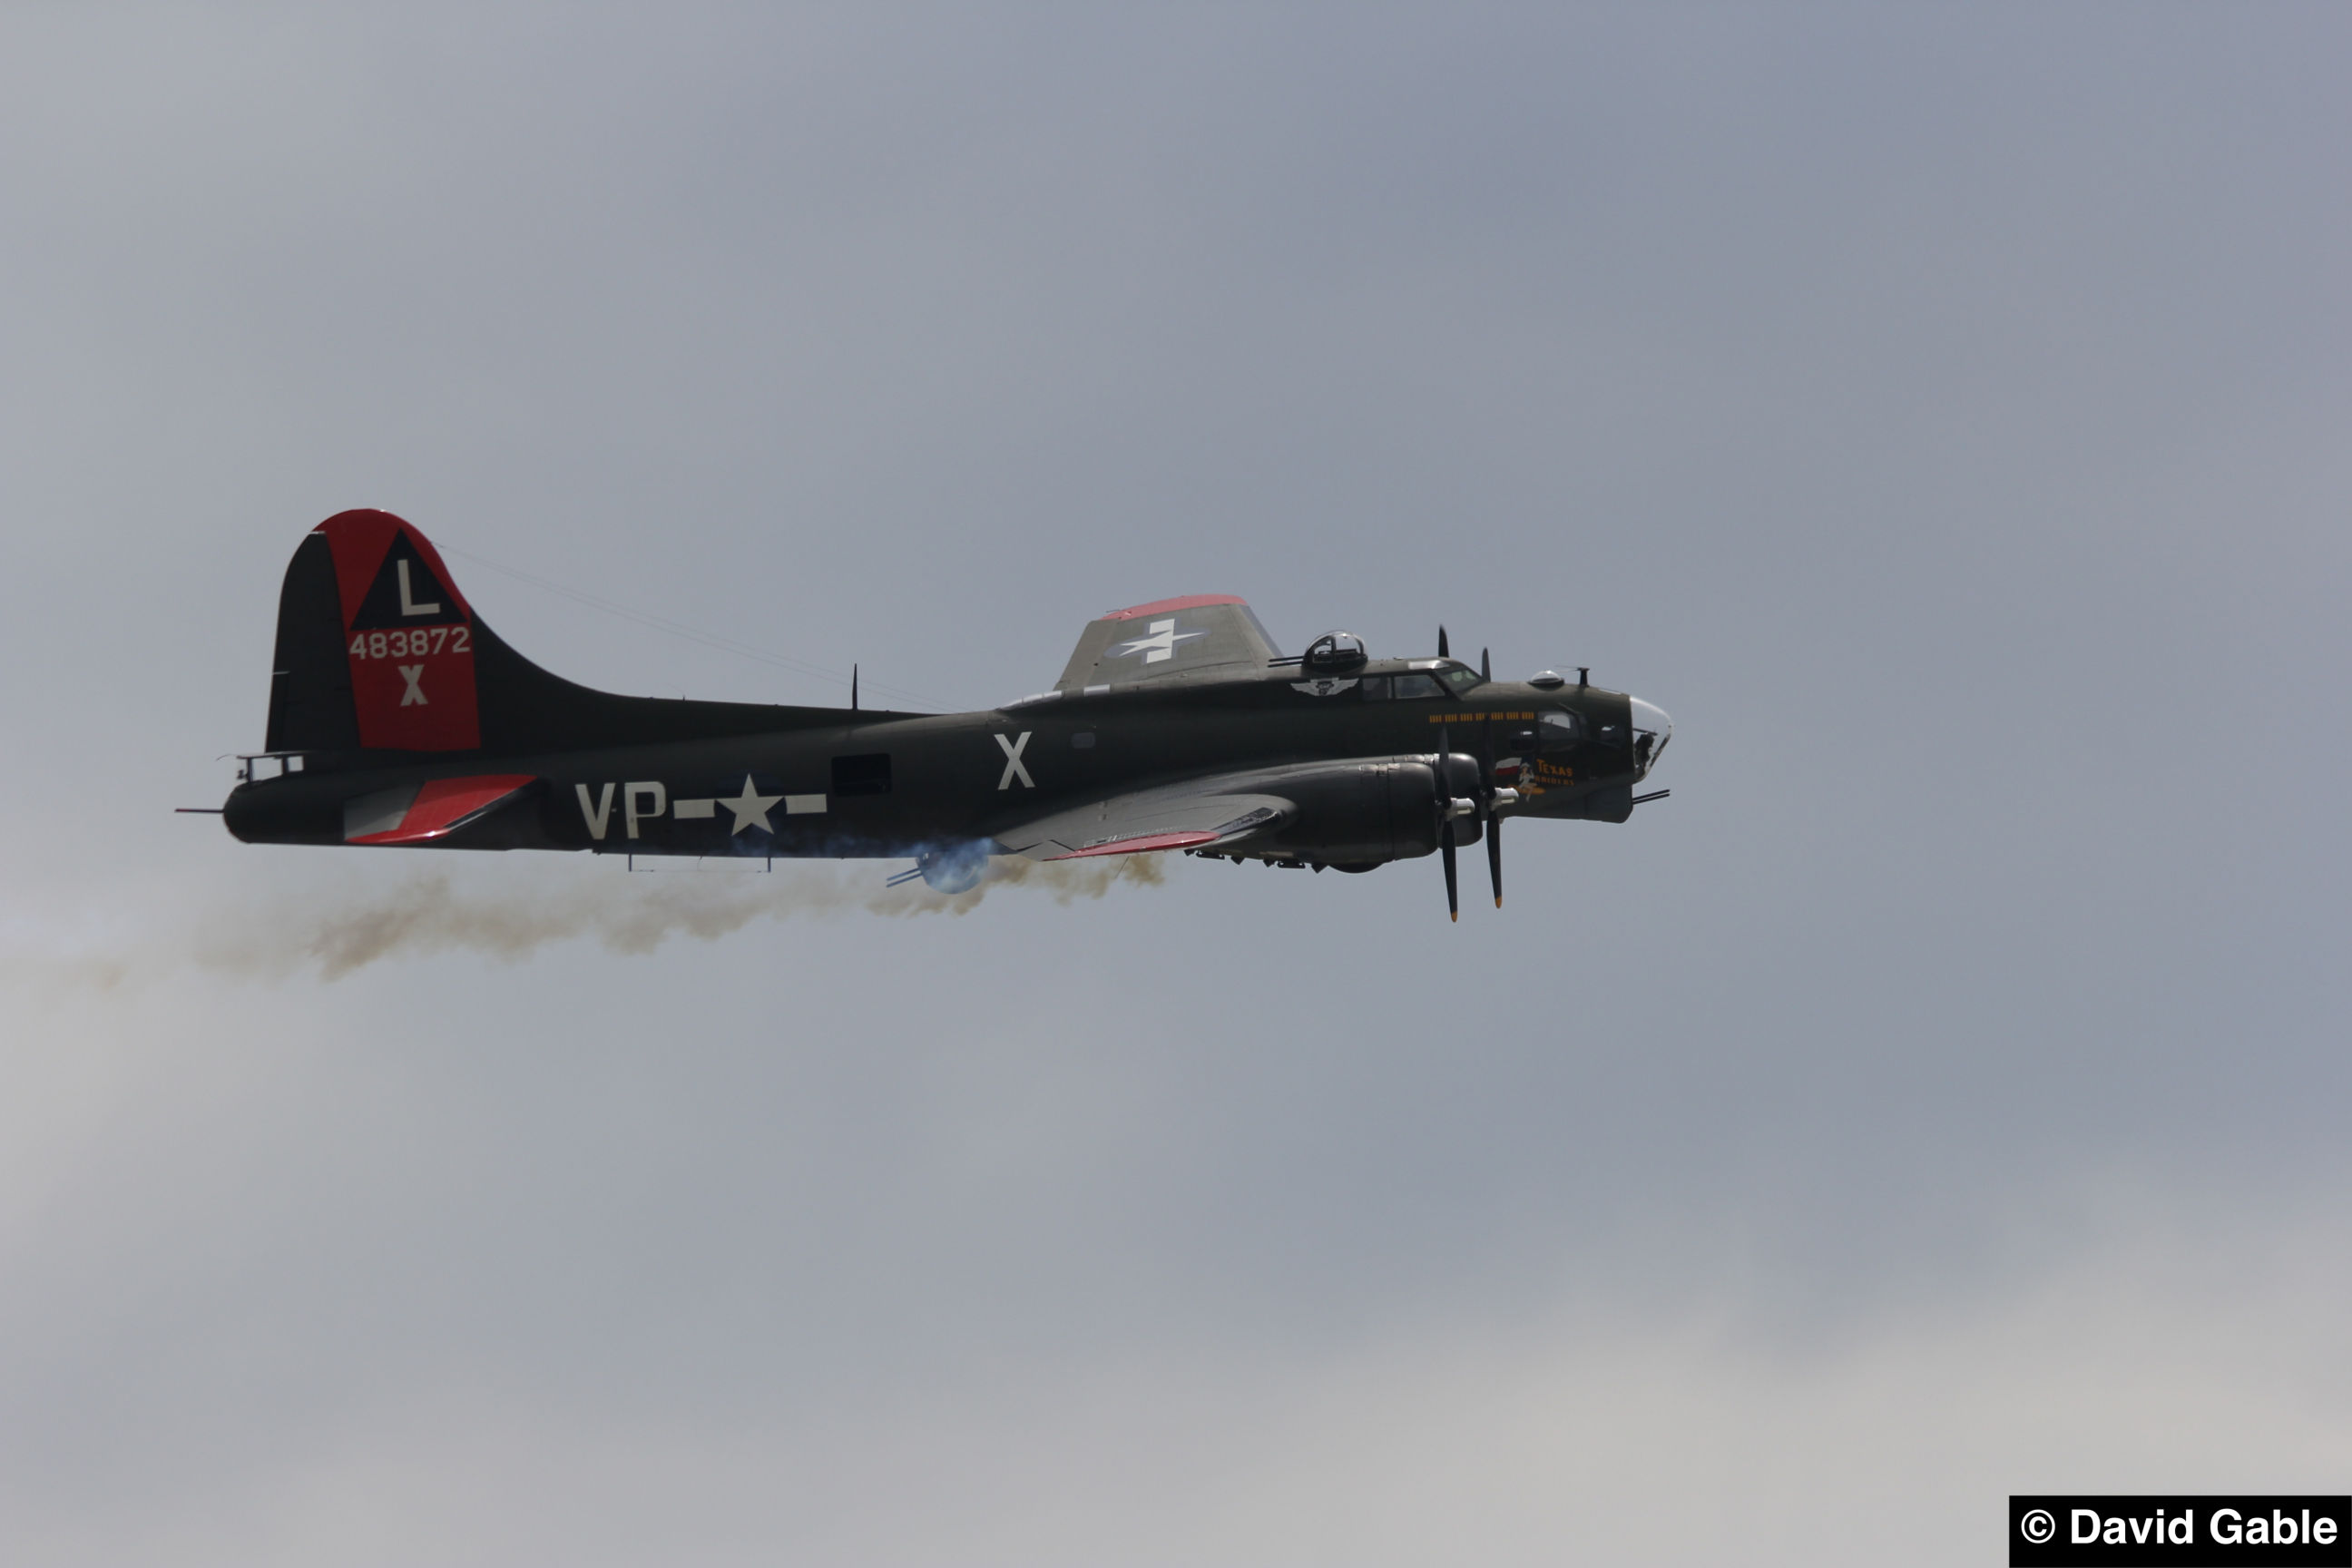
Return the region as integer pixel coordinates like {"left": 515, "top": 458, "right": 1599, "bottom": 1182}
{"left": 1239, "top": 755, "right": 1483, "bottom": 865}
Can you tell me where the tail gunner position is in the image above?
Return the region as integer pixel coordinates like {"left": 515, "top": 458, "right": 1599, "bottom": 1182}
{"left": 217, "top": 510, "right": 1671, "bottom": 918}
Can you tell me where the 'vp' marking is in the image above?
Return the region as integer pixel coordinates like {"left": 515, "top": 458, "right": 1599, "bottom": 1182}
{"left": 995, "top": 731, "right": 1034, "bottom": 789}
{"left": 573, "top": 780, "right": 668, "bottom": 840}
{"left": 575, "top": 782, "right": 615, "bottom": 839}
{"left": 397, "top": 664, "right": 428, "bottom": 705}
{"left": 1110, "top": 618, "right": 1205, "bottom": 665}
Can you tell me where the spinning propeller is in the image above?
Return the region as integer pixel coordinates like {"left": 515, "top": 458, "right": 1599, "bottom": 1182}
{"left": 1432, "top": 720, "right": 1462, "bottom": 920}
{"left": 1431, "top": 629, "right": 1520, "bottom": 920}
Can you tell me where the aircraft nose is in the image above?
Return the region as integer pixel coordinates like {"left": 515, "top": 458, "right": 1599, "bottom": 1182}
{"left": 1629, "top": 696, "right": 1671, "bottom": 779}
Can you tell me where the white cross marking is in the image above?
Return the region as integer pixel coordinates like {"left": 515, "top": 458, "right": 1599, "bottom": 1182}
{"left": 995, "top": 730, "right": 1034, "bottom": 789}
{"left": 1110, "top": 617, "right": 1205, "bottom": 664}
{"left": 397, "top": 663, "right": 428, "bottom": 705}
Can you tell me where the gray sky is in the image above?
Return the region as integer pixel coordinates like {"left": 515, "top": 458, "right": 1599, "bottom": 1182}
{"left": 4, "top": 5, "right": 2347, "bottom": 1563}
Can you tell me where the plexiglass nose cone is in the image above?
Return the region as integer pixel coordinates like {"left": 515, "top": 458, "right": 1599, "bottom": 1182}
{"left": 1629, "top": 696, "right": 1671, "bottom": 777}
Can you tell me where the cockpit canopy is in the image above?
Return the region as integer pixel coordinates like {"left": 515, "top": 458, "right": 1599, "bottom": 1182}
{"left": 1302, "top": 630, "right": 1369, "bottom": 671}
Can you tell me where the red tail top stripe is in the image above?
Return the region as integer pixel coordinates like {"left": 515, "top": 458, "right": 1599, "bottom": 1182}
{"left": 318, "top": 509, "right": 475, "bottom": 628}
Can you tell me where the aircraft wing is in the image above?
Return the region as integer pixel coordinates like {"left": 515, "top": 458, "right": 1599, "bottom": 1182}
{"left": 991, "top": 778, "right": 1290, "bottom": 860}
{"left": 1054, "top": 594, "right": 1281, "bottom": 691}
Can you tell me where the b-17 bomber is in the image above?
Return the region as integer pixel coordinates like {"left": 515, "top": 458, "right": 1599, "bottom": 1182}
{"left": 216, "top": 510, "right": 1671, "bottom": 918}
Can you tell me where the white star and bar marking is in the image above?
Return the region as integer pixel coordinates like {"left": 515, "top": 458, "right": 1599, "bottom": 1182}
{"left": 669, "top": 776, "right": 789, "bottom": 833}
{"left": 716, "top": 775, "right": 783, "bottom": 833}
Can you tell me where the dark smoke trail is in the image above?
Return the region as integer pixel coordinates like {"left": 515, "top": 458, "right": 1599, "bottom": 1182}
{"left": 191, "top": 855, "right": 1166, "bottom": 981}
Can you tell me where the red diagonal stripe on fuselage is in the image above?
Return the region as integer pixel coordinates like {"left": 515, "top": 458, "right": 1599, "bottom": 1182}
{"left": 348, "top": 775, "right": 535, "bottom": 845}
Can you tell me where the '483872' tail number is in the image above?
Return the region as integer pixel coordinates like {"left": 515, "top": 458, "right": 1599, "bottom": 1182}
{"left": 349, "top": 626, "right": 471, "bottom": 660}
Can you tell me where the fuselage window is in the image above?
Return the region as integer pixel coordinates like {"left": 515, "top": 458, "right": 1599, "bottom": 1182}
{"left": 1392, "top": 672, "right": 1443, "bottom": 699}
{"left": 832, "top": 752, "right": 892, "bottom": 795}
{"left": 1359, "top": 675, "right": 1393, "bottom": 701}
{"left": 1539, "top": 710, "right": 1583, "bottom": 743}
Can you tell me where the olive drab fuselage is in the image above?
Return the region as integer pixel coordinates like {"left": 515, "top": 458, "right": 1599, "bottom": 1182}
{"left": 219, "top": 511, "right": 1672, "bottom": 911}
{"left": 225, "top": 660, "right": 1646, "bottom": 858}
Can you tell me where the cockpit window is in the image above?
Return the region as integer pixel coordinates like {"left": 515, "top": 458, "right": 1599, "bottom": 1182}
{"left": 1438, "top": 665, "right": 1485, "bottom": 693}
{"left": 1302, "top": 631, "right": 1369, "bottom": 671}
{"left": 1392, "top": 672, "right": 1443, "bottom": 699}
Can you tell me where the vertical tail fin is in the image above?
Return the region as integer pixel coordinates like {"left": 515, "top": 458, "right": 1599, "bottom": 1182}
{"left": 262, "top": 509, "right": 867, "bottom": 762}
{"left": 266, "top": 510, "right": 484, "bottom": 755}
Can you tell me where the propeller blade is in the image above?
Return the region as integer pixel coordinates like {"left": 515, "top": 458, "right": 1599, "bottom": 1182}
{"left": 1486, "top": 813, "right": 1503, "bottom": 908}
{"left": 1478, "top": 706, "right": 1502, "bottom": 908}
{"left": 1437, "top": 624, "right": 1449, "bottom": 659}
{"left": 1443, "top": 827, "right": 1459, "bottom": 921}
{"left": 1480, "top": 646, "right": 1490, "bottom": 680}
{"left": 1436, "top": 723, "right": 1458, "bottom": 921}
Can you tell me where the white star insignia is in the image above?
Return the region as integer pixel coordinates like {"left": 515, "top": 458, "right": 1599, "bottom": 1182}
{"left": 717, "top": 774, "right": 782, "bottom": 835}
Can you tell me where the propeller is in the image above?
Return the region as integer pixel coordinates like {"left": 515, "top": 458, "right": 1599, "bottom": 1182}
{"left": 1486, "top": 788, "right": 1504, "bottom": 907}
{"left": 1436, "top": 624, "right": 1449, "bottom": 659}
{"left": 1479, "top": 648, "right": 1502, "bottom": 909}
{"left": 1431, "top": 640, "right": 1519, "bottom": 919}
{"left": 1435, "top": 721, "right": 1459, "bottom": 921}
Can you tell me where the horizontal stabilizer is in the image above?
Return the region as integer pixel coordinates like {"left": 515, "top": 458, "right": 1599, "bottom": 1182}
{"left": 1054, "top": 595, "right": 1280, "bottom": 691}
